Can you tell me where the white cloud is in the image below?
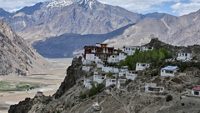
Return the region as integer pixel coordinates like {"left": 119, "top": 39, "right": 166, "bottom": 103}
{"left": 0, "top": 0, "right": 48, "bottom": 12}
{"left": 171, "top": 0, "right": 200, "bottom": 15}
{"left": 98, "top": 0, "right": 178, "bottom": 13}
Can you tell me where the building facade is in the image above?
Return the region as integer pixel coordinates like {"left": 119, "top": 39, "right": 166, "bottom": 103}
{"left": 136, "top": 63, "right": 150, "bottom": 71}
{"left": 161, "top": 66, "right": 179, "bottom": 77}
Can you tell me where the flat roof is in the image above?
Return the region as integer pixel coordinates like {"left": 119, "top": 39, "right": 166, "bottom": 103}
{"left": 162, "top": 66, "right": 178, "bottom": 71}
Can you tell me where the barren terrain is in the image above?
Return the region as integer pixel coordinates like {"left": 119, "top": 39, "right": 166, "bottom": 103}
{"left": 0, "top": 58, "right": 72, "bottom": 113}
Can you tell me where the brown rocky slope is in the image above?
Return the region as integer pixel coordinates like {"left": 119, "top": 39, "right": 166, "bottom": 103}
{"left": 0, "top": 20, "right": 46, "bottom": 75}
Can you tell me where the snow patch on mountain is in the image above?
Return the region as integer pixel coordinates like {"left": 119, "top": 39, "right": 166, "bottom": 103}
{"left": 47, "top": 0, "right": 74, "bottom": 8}
{"left": 47, "top": 0, "right": 96, "bottom": 8}
{"left": 78, "top": 0, "right": 96, "bottom": 9}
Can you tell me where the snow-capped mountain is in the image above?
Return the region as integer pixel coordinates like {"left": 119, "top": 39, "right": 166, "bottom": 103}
{"left": 47, "top": 0, "right": 74, "bottom": 8}
{"left": 47, "top": 0, "right": 96, "bottom": 9}
{"left": 2, "top": 0, "right": 141, "bottom": 42}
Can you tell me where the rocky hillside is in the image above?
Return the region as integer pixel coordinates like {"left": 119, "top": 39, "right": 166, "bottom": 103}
{"left": 105, "top": 10, "right": 200, "bottom": 47}
{"left": 9, "top": 39, "right": 200, "bottom": 113}
{"left": 3, "top": 0, "right": 141, "bottom": 42}
{"left": 0, "top": 20, "right": 45, "bottom": 75}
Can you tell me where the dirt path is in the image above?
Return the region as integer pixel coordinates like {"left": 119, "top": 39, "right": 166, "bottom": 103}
{"left": 0, "top": 58, "right": 72, "bottom": 113}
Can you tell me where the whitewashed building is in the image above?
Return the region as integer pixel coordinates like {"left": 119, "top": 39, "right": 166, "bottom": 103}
{"left": 119, "top": 66, "right": 129, "bottom": 77}
{"left": 161, "top": 66, "right": 179, "bottom": 77}
{"left": 107, "top": 55, "right": 119, "bottom": 63}
{"left": 117, "top": 78, "right": 127, "bottom": 89}
{"left": 126, "top": 71, "right": 138, "bottom": 80}
{"left": 106, "top": 78, "right": 117, "bottom": 87}
{"left": 122, "top": 46, "right": 138, "bottom": 56}
{"left": 85, "top": 54, "right": 102, "bottom": 63}
{"left": 82, "top": 66, "right": 91, "bottom": 72}
{"left": 96, "top": 62, "right": 104, "bottom": 68}
{"left": 93, "top": 73, "right": 106, "bottom": 84}
{"left": 119, "top": 70, "right": 127, "bottom": 77}
{"left": 85, "top": 53, "right": 95, "bottom": 61}
{"left": 102, "top": 66, "right": 119, "bottom": 73}
{"left": 107, "top": 52, "right": 127, "bottom": 63}
{"left": 145, "top": 83, "right": 164, "bottom": 93}
{"left": 177, "top": 52, "right": 192, "bottom": 62}
{"left": 136, "top": 63, "right": 150, "bottom": 71}
{"left": 82, "top": 59, "right": 93, "bottom": 65}
{"left": 191, "top": 86, "right": 200, "bottom": 96}
{"left": 83, "top": 78, "right": 93, "bottom": 89}
{"left": 140, "top": 46, "right": 153, "bottom": 52}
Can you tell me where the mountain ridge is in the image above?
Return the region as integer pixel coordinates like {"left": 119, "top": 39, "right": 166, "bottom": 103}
{"left": 1, "top": 0, "right": 141, "bottom": 43}
{"left": 0, "top": 20, "right": 46, "bottom": 75}
{"left": 104, "top": 9, "right": 200, "bottom": 47}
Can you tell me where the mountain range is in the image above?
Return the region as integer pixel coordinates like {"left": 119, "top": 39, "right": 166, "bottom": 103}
{"left": 105, "top": 10, "right": 200, "bottom": 47}
{"left": 1, "top": 0, "right": 141, "bottom": 42}
{"left": 0, "top": 0, "right": 200, "bottom": 58}
{"left": 0, "top": 20, "right": 46, "bottom": 75}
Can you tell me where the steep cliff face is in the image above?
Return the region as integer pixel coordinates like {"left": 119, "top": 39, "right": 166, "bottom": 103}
{"left": 54, "top": 57, "right": 84, "bottom": 98}
{"left": 9, "top": 57, "right": 85, "bottom": 113}
{"left": 0, "top": 20, "right": 45, "bottom": 75}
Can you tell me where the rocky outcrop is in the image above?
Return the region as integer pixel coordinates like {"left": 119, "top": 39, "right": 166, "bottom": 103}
{"left": 9, "top": 96, "right": 52, "bottom": 113}
{"left": 54, "top": 57, "right": 84, "bottom": 98}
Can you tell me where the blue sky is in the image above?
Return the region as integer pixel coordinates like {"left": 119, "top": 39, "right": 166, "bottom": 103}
{"left": 0, "top": 0, "right": 200, "bottom": 16}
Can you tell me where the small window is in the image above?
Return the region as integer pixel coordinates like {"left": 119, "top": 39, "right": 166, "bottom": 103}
{"left": 142, "top": 64, "right": 146, "bottom": 66}
{"left": 112, "top": 80, "right": 116, "bottom": 82}
{"left": 194, "top": 91, "right": 199, "bottom": 95}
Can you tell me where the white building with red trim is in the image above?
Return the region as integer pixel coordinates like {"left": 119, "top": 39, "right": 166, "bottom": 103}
{"left": 192, "top": 86, "right": 200, "bottom": 96}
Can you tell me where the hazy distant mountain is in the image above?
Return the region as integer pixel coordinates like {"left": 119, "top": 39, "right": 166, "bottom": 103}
{"left": 33, "top": 24, "right": 133, "bottom": 58}
{"left": 105, "top": 10, "right": 200, "bottom": 47}
{"left": 4, "top": 0, "right": 141, "bottom": 42}
{"left": 15, "top": 2, "right": 43, "bottom": 15}
{"left": 0, "top": 20, "right": 45, "bottom": 75}
{"left": 0, "top": 8, "right": 11, "bottom": 18}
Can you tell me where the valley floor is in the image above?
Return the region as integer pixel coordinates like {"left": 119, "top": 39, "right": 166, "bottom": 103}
{"left": 0, "top": 58, "right": 72, "bottom": 113}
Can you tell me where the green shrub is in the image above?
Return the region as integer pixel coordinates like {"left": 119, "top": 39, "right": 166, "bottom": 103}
{"left": 120, "top": 48, "right": 172, "bottom": 70}
{"left": 88, "top": 84, "right": 105, "bottom": 97}
{"left": 79, "top": 91, "right": 87, "bottom": 99}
